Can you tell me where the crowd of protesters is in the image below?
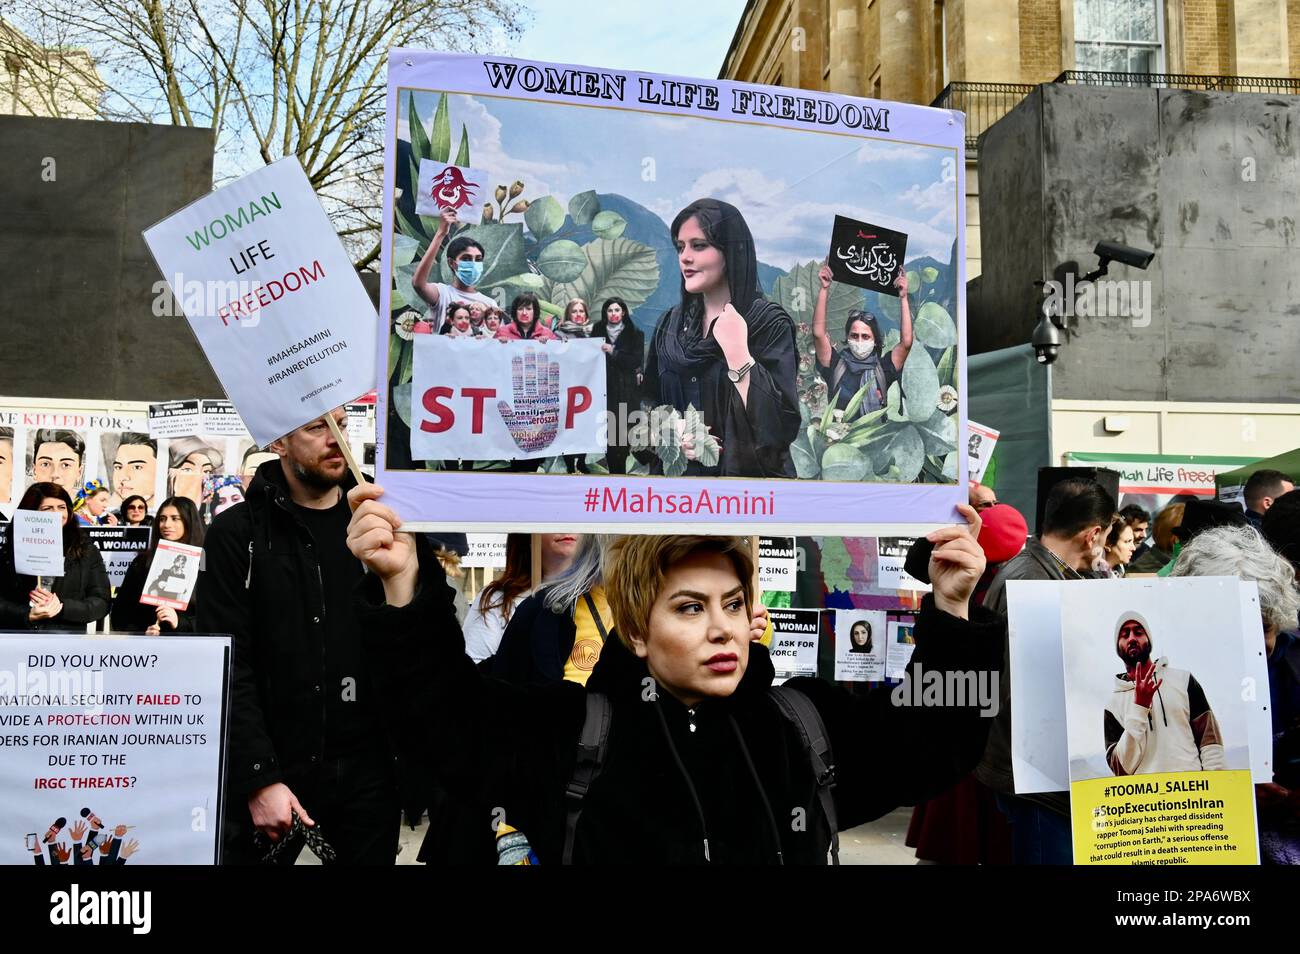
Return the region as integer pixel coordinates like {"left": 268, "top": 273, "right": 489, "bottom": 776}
{"left": 2, "top": 406, "right": 1298, "bottom": 867}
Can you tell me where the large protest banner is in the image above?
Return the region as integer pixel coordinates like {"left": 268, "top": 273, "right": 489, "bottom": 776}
{"left": 0, "top": 636, "right": 230, "bottom": 865}
{"left": 143, "top": 157, "right": 377, "bottom": 447}
{"left": 2, "top": 396, "right": 376, "bottom": 527}
{"left": 1063, "top": 452, "right": 1255, "bottom": 514}
{"left": 377, "top": 50, "right": 967, "bottom": 534}
{"left": 0, "top": 400, "right": 163, "bottom": 515}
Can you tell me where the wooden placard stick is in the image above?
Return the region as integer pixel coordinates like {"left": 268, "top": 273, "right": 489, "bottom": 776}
{"left": 324, "top": 413, "right": 367, "bottom": 488}
{"left": 531, "top": 533, "right": 543, "bottom": 590}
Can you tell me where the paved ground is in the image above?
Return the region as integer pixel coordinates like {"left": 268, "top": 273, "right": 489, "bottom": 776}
{"left": 297, "top": 806, "right": 918, "bottom": 865}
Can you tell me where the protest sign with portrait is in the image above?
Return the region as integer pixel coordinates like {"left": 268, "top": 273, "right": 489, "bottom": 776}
{"left": 1058, "top": 578, "right": 1260, "bottom": 864}
{"left": 376, "top": 51, "right": 967, "bottom": 534}
{"left": 139, "top": 541, "right": 203, "bottom": 612}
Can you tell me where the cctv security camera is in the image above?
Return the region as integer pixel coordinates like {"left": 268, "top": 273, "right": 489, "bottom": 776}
{"left": 1032, "top": 313, "right": 1062, "bottom": 364}
{"left": 1032, "top": 293, "right": 1063, "bottom": 364}
{"left": 1094, "top": 241, "right": 1154, "bottom": 271}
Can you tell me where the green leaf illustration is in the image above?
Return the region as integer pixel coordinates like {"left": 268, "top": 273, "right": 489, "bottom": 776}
{"left": 537, "top": 240, "right": 588, "bottom": 282}
{"left": 915, "top": 408, "right": 957, "bottom": 456}
{"left": 821, "top": 443, "right": 869, "bottom": 482}
{"left": 393, "top": 263, "right": 429, "bottom": 314}
{"left": 844, "top": 406, "right": 888, "bottom": 437}
{"left": 591, "top": 210, "right": 626, "bottom": 239}
{"left": 807, "top": 424, "right": 827, "bottom": 465}
{"left": 685, "top": 404, "right": 720, "bottom": 467}
{"left": 883, "top": 424, "right": 925, "bottom": 482}
{"left": 914, "top": 301, "right": 957, "bottom": 349}
{"left": 396, "top": 337, "right": 415, "bottom": 386}
{"left": 486, "top": 272, "right": 546, "bottom": 303}
{"left": 407, "top": 92, "right": 432, "bottom": 160}
{"left": 546, "top": 237, "right": 661, "bottom": 313}
{"left": 454, "top": 123, "right": 470, "bottom": 166}
{"left": 569, "top": 190, "right": 600, "bottom": 226}
{"left": 877, "top": 291, "right": 901, "bottom": 323}
{"left": 430, "top": 92, "right": 451, "bottom": 163}
{"left": 921, "top": 266, "right": 940, "bottom": 284}
{"left": 387, "top": 334, "right": 406, "bottom": 379}
{"left": 885, "top": 380, "right": 907, "bottom": 422}
{"left": 392, "top": 233, "right": 420, "bottom": 268}
{"left": 395, "top": 204, "right": 430, "bottom": 245}
{"left": 936, "top": 346, "right": 956, "bottom": 387}
{"left": 394, "top": 381, "right": 413, "bottom": 427}
{"left": 845, "top": 418, "right": 896, "bottom": 454}
{"left": 792, "top": 432, "right": 821, "bottom": 479}
{"left": 525, "top": 195, "right": 566, "bottom": 239}
{"left": 901, "top": 346, "right": 941, "bottom": 423}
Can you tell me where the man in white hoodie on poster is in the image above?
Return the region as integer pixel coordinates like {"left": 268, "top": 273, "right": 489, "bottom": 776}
{"left": 1103, "top": 611, "right": 1227, "bottom": 776}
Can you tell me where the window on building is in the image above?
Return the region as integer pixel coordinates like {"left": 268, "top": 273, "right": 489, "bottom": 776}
{"left": 823, "top": 0, "right": 831, "bottom": 78}
{"left": 934, "top": 0, "right": 948, "bottom": 91}
{"left": 1074, "top": 0, "right": 1164, "bottom": 73}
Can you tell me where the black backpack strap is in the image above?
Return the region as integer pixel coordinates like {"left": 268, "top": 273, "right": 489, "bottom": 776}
{"left": 768, "top": 686, "right": 840, "bottom": 865}
{"left": 829, "top": 354, "right": 847, "bottom": 403}
{"left": 581, "top": 592, "right": 609, "bottom": 644}
{"left": 563, "top": 691, "right": 613, "bottom": 865}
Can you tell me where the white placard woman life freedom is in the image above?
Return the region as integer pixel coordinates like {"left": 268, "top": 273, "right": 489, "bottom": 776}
{"left": 143, "top": 157, "right": 377, "bottom": 446}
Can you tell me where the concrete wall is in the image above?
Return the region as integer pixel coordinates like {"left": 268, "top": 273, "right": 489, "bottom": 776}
{"left": 976, "top": 83, "right": 1300, "bottom": 403}
{"left": 0, "top": 114, "right": 216, "bottom": 401}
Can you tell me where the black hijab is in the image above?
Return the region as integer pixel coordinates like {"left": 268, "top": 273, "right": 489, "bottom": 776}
{"left": 658, "top": 198, "right": 772, "bottom": 370}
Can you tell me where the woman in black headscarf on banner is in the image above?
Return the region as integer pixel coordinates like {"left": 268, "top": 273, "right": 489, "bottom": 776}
{"left": 591, "top": 297, "right": 644, "bottom": 476}
{"left": 643, "top": 199, "right": 801, "bottom": 478}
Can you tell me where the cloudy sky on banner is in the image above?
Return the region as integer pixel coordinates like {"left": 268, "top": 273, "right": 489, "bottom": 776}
{"left": 399, "top": 90, "right": 959, "bottom": 270}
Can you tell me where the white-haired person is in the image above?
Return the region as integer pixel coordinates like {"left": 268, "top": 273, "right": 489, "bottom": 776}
{"left": 1170, "top": 525, "right": 1300, "bottom": 864}
{"left": 348, "top": 485, "right": 1002, "bottom": 865}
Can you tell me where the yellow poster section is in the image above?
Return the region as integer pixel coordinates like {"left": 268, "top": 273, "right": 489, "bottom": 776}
{"left": 1072, "top": 770, "right": 1258, "bottom": 865}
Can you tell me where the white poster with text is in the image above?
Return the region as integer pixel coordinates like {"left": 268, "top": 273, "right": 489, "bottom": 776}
{"left": 0, "top": 636, "right": 230, "bottom": 865}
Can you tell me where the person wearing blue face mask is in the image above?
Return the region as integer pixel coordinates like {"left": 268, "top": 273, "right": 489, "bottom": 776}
{"left": 813, "top": 262, "right": 913, "bottom": 422}
{"left": 412, "top": 206, "right": 497, "bottom": 332}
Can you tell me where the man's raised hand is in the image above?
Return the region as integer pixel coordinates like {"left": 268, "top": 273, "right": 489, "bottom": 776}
{"left": 347, "top": 484, "right": 418, "bottom": 605}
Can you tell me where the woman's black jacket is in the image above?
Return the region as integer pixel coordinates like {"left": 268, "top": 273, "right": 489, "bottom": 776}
{"left": 0, "top": 535, "right": 111, "bottom": 632}
{"left": 359, "top": 550, "right": 1003, "bottom": 864}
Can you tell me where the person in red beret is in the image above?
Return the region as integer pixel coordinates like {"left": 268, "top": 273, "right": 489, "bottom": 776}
{"left": 972, "top": 503, "right": 1029, "bottom": 606}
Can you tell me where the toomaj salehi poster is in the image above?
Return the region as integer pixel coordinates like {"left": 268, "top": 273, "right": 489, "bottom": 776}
{"left": 377, "top": 50, "right": 967, "bottom": 534}
{"left": 0, "top": 636, "right": 231, "bottom": 865}
{"left": 1059, "top": 578, "right": 1259, "bottom": 865}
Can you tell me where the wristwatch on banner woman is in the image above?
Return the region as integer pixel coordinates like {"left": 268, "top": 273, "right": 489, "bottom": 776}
{"left": 726, "top": 360, "right": 755, "bottom": 383}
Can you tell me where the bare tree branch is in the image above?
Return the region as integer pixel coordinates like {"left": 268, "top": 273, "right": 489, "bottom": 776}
{"left": 3, "top": 0, "right": 527, "bottom": 267}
